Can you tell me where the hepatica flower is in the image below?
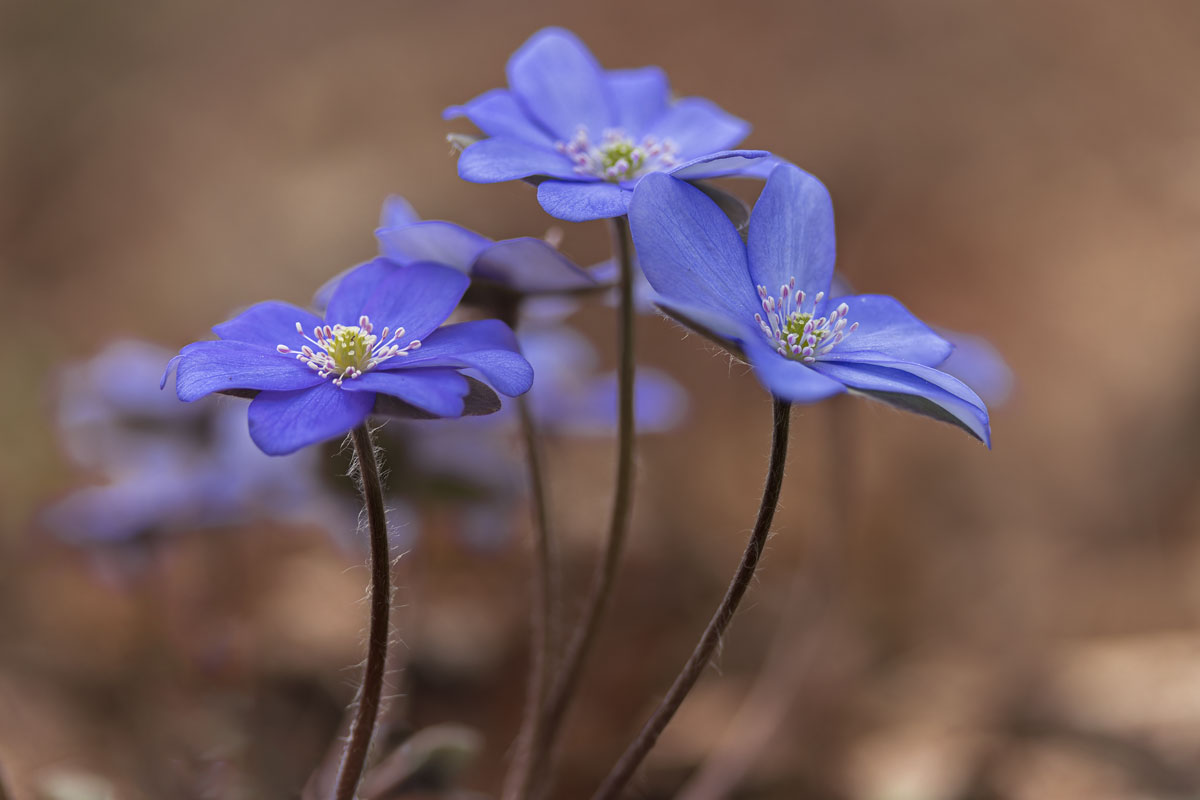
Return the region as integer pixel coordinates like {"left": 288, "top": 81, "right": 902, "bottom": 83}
{"left": 629, "top": 164, "right": 991, "bottom": 445}
{"left": 315, "top": 196, "right": 598, "bottom": 317}
{"left": 376, "top": 195, "right": 598, "bottom": 299}
{"left": 168, "top": 262, "right": 534, "bottom": 455}
{"left": 446, "top": 27, "right": 770, "bottom": 222}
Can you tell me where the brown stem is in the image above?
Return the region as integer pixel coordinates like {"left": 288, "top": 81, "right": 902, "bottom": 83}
{"left": 590, "top": 398, "right": 792, "bottom": 800}
{"left": 332, "top": 424, "right": 392, "bottom": 800}
{"left": 525, "top": 215, "right": 638, "bottom": 800}
{"left": 501, "top": 394, "right": 557, "bottom": 800}
{"left": 676, "top": 398, "right": 854, "bottom": 799}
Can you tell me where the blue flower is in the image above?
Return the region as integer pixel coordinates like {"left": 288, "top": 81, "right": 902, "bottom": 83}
{"left": 628, "top": 164, "right": 991, "bottom": 445}
{"left": 167, "top": 262, "right": 534, "bottom": 455}
{"left": 315, "top": 196, "right": 599, "bottom": 313}
{"left": 44, "top": 341, "right": 363, "bottom": 547}
{"left": 445, "top": 27, "right": 771, "bottom": 222}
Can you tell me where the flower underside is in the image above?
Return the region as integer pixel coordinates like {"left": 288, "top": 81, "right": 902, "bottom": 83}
{"left": 755, "top": 279, "right": 858, "bottom": 363}
{"left": 277, "top": 316, "right": 422, "bottom": 385}
{"left": 557, "top": 127, "right": 680, "bottom": 182}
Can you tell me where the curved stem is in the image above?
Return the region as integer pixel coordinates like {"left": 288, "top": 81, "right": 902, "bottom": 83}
{"left": 590, "top": 398, "right": 792, "bottom": 800}
{"left": 676, "top": 398, "right": 853, "bottom": 800}
{"left": 501, "top": 395, "right": 557, "bottom": 800}
{"left": 526, "top": 215, "right": 638, "bottom": 799}
{"left": 332, "top": 424, "right": 392, "bottom": 800}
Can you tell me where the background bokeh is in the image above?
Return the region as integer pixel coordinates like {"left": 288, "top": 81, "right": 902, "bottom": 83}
{"left": 4, "top": 1, "right": 1200, "bottom": 798}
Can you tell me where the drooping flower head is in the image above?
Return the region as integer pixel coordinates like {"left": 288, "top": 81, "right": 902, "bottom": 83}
{"left": 315, "top": 196, "right": 600, "bottom": 323}
{"left": 446, "top": 27, "right": 770, "bottom": 222}
{"left": 628, "top": 164, "right": 992, "bottom": 445}
{"left": 166, "top": 261, "right": 534, "bottom": 455}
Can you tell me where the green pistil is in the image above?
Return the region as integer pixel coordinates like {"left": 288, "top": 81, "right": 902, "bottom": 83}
{"left": 783, "top": 313, "right": 824, "bottom": 342}
{"left": 601, "top": 141, "right": 640, "bottom": 175}
{"left": 329, "top": 327, "right": 376, "bottom": 373}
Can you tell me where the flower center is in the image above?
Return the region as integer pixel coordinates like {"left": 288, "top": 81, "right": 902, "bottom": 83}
{"left": 556, "top": 127, "right": 681, "bottom": 182}
{"left": 754, "top": 279, "right": 858, "bottom": 363}
{"left": 277, "top": 315, "right": 422, "bottom": 385}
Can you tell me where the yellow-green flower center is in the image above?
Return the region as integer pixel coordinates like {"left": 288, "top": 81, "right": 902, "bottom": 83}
{"left": 557, "top": 127, "right": 682, "bottom": 182}
{"left": 326, "top": 326, "right": 375, "bottom": 373}
{"left": 755, "top": 280, "right": 858, "bottom": 363}
{"left": 276, "top": 315, "right": 422, "bottom": 385}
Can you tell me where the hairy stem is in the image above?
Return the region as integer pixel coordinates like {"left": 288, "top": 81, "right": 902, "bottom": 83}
{"left": 526, "top": 215, "right": 638, "bottom": 799}
{"left": 590, "top": 398, "right": 792, "bottom": 800}
{"left": 332, "top": 424, "right": 392, "bottom": 800}
{"left": 501, "top": 395, "right": 557, "bottom": 800}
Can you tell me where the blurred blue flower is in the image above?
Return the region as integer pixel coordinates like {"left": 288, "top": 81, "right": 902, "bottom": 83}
{"left": 395, "top": 321, "right": 687, "bottom": 548}
{"left": 44, "top": 341, "right": 362, "bottom": 547}
{"left": 445, "top": 27, "right": 770, "bottom": 221}
{"left": 168, "top": 261, "right": 533, "bottom": 455}
{"left": 629, "top": 164, "right": 991, "bottom": 445}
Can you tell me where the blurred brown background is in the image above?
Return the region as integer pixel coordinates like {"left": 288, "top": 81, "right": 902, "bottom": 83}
{"left": 4, "top": 1, "right": 1200, "bottom": 798}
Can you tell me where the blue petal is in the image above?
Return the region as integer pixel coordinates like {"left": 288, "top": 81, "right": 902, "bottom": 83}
{"left": 376, "top": 220, "right": 490, "bottom": 272}
{"left": 340, "top": 367, "right": 469, "bottom": 418}
{"left": 747, "top": 163, "right": 836, "bottom": 299}
{"left": 323, "top": 258, "right": 400, "bottom": 323}
{"left": 443, "top": 88, "right": 557, "bottom": 147}
{"left": 737, "top": 153, "right": 788, "bottom": 179}
{"left": 653, "top": 295, "right": 751, "bottom": 346}
{"left": 248, "top": 383, "right": 374, "bottom": 455}
{"left": 933, "top": 327, "right": 1013, "bottom": 406}
{"left": 175, "top": 340, "right": 323, "bottom": 402}
{"left": 666, "top": 149, "right": 772, "bottom": 180}
{"left": 379, "top": 195, "right": 421, "bottom": 228}
{"left": 741, "top": 336, "right": 847, "bottom": 403}
{"left": 473, "top": 237, "right": 596, "bottom": 293}
{"left": 359, "top": 262, "right": 471, "bottom": 340}
{"left": 821, "top": 295, "right": 953, "bottom": 366}
{"left": 607, "top": 67, "right": 669, "bottom": 134}
{"left": 457, "top": 137, "right": 582, "bottom": 183}
{"left": 506, "top": 27, "right": 613, "bottom": 140}
{"left": 537, "top": 180, "right": 630, "bottom": 222}
{"left": 213, "top": 301, "right": 323, "bottom": 347}
{"left": 628, "top": 172, "right": 758, "bottom": 325}
{"left": 397, "top": 319, "right": 534, "bottom": 397}
{"left": 649, "top": 98, "right": 750, "bottom": 159}
{"left": 810, "top": 359, "right": 991, "bottom": 445}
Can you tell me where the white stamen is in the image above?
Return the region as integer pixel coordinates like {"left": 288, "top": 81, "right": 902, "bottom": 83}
{"left": 277, "top": 314, "right": 422, "bottom": 385}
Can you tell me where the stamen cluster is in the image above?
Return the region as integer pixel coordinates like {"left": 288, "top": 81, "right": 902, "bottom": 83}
{"left": 556, "top": 127, "right": 681, "bottom": 182}
{"left": 755, "top": 279, "right": 858, "bottom": 363}
{"left": 277, "top": 315, "right": 421, "bottom": 385}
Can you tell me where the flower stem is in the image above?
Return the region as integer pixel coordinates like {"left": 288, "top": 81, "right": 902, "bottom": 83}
{"left": 332, "top": 424, "right": 392, "bottom": 800}
{"left": 590, "top": 397, "right": 792, "bottom": 800}
{"left": 501, "top": 394, "right": 557, "bottom": 800}
{"left": 674, "top": 398, "right": 852, "bottom": 800}
{"left": 525, "top": 215, "right": 638, "bottom": 799}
